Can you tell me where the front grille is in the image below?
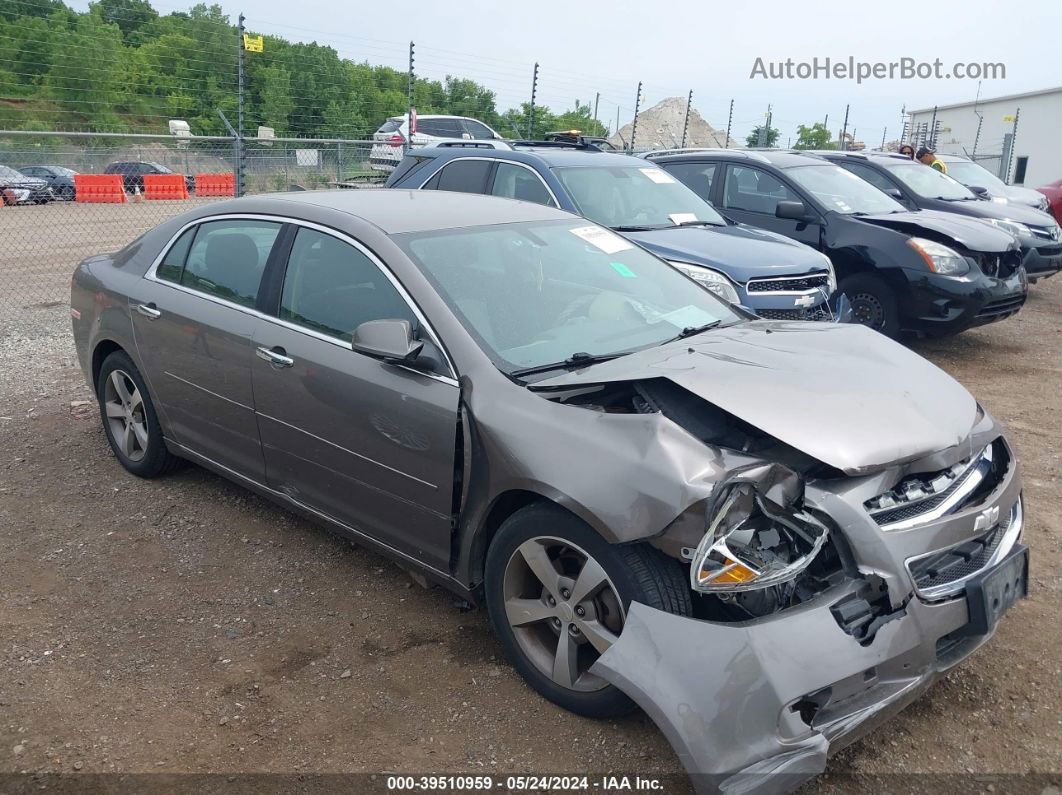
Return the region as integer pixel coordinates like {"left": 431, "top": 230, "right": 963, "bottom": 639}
{"left": 866, "top": 439, "right": 1009, "bottom": 529}
{"left": 907, "top": 501, "right": 1019, "bottom": 599}
{"left": 1035, "top": 245, "right": 1062, "bottom": 257}
{"left": 976, "top": 296, "right": 1025, "bottom": 320}
{"left": 974, "top": 250, "right": 1022, "bottom": 279}
{"left": 756, "top": 307, "right": 832, "bottom": 322}
{"left": 746, "top": 274, "right": 830, "bottom": 293}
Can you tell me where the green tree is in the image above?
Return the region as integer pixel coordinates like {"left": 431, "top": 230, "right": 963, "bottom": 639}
{"left": 745, "top": 125, "right": 780, "bottom": 148}
{"left": 258, "top": 64, "right": 294, "bottom": 132}
{"left": 93, "top": 0, "right": 158, "bottom": 45}
{"left": 794, "top": 122, "right": 834, "bottom": 150}
{"left": 45, "top": 11, "right": 125, "bottom": 130}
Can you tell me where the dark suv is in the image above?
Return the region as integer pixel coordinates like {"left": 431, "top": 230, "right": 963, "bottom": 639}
{"left": 386, "top": 144, "right": 837, "bottom": 320}
{"left": 104, "top": 161, "right": 195, "bottom": 194}
{"left": 820, "top": 151, "right": 1062, "bottom": 283}
{"left": 648, "top": 149, "right": 1027, "bottom": 337}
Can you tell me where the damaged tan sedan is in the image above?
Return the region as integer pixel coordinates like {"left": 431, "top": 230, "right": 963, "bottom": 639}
{"left": 71, "top": 190, "right": 1028, "bottom": 793}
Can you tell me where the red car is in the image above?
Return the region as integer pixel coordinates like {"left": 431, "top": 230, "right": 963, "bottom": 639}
{"left": 1038, "top": 179, "right": 1062, "bottom": 225}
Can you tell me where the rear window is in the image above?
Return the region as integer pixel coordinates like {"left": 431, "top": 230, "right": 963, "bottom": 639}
{"left": 377, "top": 118, "right": 403, "bottom": 134}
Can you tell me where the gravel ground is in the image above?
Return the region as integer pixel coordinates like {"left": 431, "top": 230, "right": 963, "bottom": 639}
{"left": 0, "top": 213, "right": 1060, "bottom": 793}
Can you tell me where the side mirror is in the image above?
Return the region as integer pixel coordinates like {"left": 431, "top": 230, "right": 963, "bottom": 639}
{"left": 884, "top": 188, "right": 904, "bottom": 201}
{"left": 969, "top": 185, "right": 988, "bottom": 197}
{"left": 775, "top": 200, "right": 808, "bottom": 221}
{"left": 352, "top": 319, "right": 424, "bottom": 363}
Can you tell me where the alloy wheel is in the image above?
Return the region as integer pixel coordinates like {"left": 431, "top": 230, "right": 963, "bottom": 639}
{"left": 103, "top": 369, "right": 149, "bottom": 462}
{"left": 501, "top": 536, "right": 625, "bottom": 692}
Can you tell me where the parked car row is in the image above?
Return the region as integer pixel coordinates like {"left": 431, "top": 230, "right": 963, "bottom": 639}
{"left": 72, "top": 181, "right": 1031, "bottom": 794}
{"left": 0, "top": 161, "right": 198, "bottom": 204}
{"left": 386, "top": 139, "right": 1062, "bottom": 338}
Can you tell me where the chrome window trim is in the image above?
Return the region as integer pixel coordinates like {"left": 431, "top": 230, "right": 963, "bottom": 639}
{"left": 143, "top": 212, "right": 459, "bottom": 386}
{"left": 416, "top": 156, "right": 561, "bottom": 207}
{"left": 906, "top": 497, "right": 1023, "bottom": 601}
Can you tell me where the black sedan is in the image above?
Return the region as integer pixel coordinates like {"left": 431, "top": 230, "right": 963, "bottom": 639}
{"left": 19, "top": 165, "right": 78, "bottom": 200}
{"left": 104, "top": 161, "right": 195, "bottom": 194}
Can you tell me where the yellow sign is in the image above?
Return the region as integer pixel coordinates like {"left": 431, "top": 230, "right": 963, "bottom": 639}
{"left": 1003, "top": 114, "right": 1015, "bottom": 122}
{"left": 243, "top": 34, "right": 263, "bottom": 53}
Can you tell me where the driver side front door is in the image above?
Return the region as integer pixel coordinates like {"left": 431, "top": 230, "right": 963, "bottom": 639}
{"left": 719, "top": 165, "right": 822, "bottom": 249}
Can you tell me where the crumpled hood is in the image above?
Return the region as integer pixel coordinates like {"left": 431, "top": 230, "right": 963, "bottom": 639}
{"left": 622, "top": 224, "right": 829, "bottom": 284}
{"left": 858, "top": 209, "right": 1018, "bottom": 252}
{"left": 533, "top": 321, "right": 977, "bottom": 474}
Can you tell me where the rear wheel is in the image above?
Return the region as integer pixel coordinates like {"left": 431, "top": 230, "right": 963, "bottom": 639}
{"left": 839, "top": 273, "right": 899, "bottom": 337}
{"left": 96, "top": 351, "right": 182, "bottom": 478}
{"left": 485, "top": 503, "right": 691, "bottom": 718}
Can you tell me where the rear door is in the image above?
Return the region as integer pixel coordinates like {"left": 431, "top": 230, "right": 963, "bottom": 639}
{"left": 129, "top": 216, "right": 283, "bottom": 478}
{"left": 250, "top": 223, "right": 460, "bottom": 569}
{"left": 659, "top": 160, "right": 719, "bottom": 205}
{"left": 719, "top": 164, "right": 823, "bottom": 248}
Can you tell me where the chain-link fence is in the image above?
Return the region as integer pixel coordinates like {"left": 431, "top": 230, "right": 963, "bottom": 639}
{"left": 0, "top": 130, "right": 380, "bottom": 312}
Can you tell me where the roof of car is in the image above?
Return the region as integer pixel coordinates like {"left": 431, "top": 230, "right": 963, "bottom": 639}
{"left": 936, "top": 154, "right": 972, "bottom": 162}
{"left": 648, "top": 149, "right": 830, "bottom": 169}
{"left": 243, "top": 188, "right": 574, "bottom": 235}
{"left": 815, "top": 151, "right": 913, "bottom": 164}
{"left": 421, "top": 146, "right": 644, "bottom": 169}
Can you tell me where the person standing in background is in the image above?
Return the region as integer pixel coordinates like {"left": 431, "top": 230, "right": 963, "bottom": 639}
{"left": 917, "top": 146, "right": 948, "bottom": 173}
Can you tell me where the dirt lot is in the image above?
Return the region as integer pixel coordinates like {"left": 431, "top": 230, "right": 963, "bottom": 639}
{"left": 1, "top": 200, "right": 1060, "bottom": 793}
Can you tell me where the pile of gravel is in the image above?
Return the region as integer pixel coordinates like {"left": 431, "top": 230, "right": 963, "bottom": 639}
{"left": 609, "top": 97, "right": 739, "bottom": 151}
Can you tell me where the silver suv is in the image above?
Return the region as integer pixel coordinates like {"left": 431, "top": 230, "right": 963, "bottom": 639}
{"left": 370, "top": 114, "right": 503, "bottom": 173}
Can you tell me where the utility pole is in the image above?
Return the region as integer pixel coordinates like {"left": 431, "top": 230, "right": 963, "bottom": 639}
{"left": 680, "top": 89, "right": 692, "bottom": 149}
{"left": 971, "top": 113, "right": 983, "bottom": 159}
{"left": 724, "top": 98, "right": 733, "bottom": 148}
{"left": 236, "top": 12, "right": 245, "bottom": 197}
{"left": 1004, "top": 108, "right": 1020, "bottom": 184}
{"left": 839, "top": 103, "right": 849, "bottom": 151}
{"left": 629, "top": 81, "right": 643, "bottom": 153}
{"left": 527, "top": 63, "right": 539, "bottom": 139}
{"left": 407, "top": 41, "right": 415, "bottom": 155}
{"left": 881, "top": 127, "right": 887, "bottom": 149}
{"left": 593, "top": 92, "right": 600, "bottom": 130}
{"left": 928, "top": 105, "right": 938, "bottom": 148}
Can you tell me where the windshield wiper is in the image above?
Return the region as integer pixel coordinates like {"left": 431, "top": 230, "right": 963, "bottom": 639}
{"left": 611, "top": 224, "right": 658, "bottom": 232}
{"left": 510, "top": 351, "right": 626, "bottom": 378}
{"left": 675, "top": 219, "right": 725, "bottom": 228}
{"left": 663, "top": 320, "right": 722, "bottom": 343}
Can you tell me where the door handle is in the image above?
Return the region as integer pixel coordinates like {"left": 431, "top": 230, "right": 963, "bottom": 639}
{"left": 136, "top": 302, "right": 161, "bottom": 320}
{"left": 256, "top": 346, "right": 294, "bottom": 368}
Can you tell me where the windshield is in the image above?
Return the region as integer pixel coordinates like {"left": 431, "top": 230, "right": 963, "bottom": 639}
{"left": 945, "top": 160, "right": 1008, "bottom": 191}
{"left": 397, "top": 219, "right": 742, "bottom": 374}
{"left": 0, "top": 165, "right": 24, "bottom": 179}
{"left": 52, "top": 166, "right": 76, "bottom": 176}
{"left": 885, "top": 162, "right": 975, "bottom": 200}
{"left": 554, "top": 165, "right": 726, "bottom": 228}
{"left": 786, "top": 164, "right": 906, "bottom": 215}
{"left": 148, "top": 162, "right": 173, "bottom": 173}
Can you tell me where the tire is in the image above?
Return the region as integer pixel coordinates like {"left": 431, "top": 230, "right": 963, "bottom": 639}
{"left": 838, "top": 273, "right": 900, "bottom": 337}
{"left": 96, "top": 350, "right": 182, "bottom": 478}
{"left": 484, "top": 502, "right": 691, "bottom": 718}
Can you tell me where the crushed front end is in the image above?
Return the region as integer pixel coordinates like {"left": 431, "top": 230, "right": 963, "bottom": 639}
{"left": 590, "top": 412, "right": 1026, "bottom": 794}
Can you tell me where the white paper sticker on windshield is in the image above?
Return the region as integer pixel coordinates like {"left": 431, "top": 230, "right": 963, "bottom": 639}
{"left": 569, "top": 225, "right": 633, "bottom": 254}
{"left": 669, "top": 212, "right": 698, "bottom": 225}
{"left": 640, "top": 168, "right": 677, "bottom": 184}
{"left": 659, "top": 305, "right": 719, "bottom": 328}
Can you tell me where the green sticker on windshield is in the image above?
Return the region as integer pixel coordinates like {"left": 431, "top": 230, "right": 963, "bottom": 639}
{"left": 610, "top": 262, "right": 637, "bottom": 278}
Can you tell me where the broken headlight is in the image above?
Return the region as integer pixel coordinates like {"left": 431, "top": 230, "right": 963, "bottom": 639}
{"left": 690, "top": 468, "right": 829, "bottom": 593}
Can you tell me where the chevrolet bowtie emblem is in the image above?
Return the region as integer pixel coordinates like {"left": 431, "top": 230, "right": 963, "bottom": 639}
{"left": 974, "top": 504, "right": 1000, "bottom": 532}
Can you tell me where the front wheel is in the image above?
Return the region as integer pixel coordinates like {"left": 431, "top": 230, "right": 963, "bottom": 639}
{"left": 838, "top": 273, "right": 900, "bottom": 337}
{"left": 96, "top": 350, "right": 182, "bottom": 478}
{"left": 484, "top": 503, "right": 691, "bottom": 718}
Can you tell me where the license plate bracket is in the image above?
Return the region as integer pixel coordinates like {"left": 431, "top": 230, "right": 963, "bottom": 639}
{"left": 963, "top": 545, "right": 1028, "bottom": 636}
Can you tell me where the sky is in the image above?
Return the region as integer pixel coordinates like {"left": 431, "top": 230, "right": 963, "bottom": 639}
{"left": 73, "top": 0, "right": 1061, "bottom": 146}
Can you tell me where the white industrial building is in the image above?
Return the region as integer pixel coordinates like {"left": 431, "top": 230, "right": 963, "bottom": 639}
{"left": 907, "top": 85, "right": 1061, "bottom": 189}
